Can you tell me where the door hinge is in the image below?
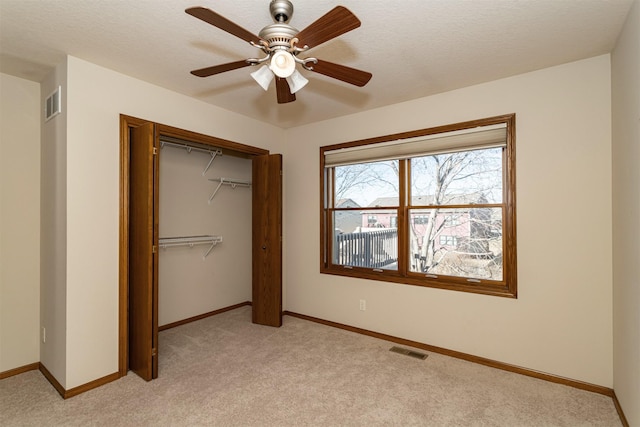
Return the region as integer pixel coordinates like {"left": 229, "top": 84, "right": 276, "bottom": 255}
{"left": 152, "top": 147, "right": 158, "bottom": 155}
{"left": 152, "top": 347, "right": 157, "bottom": 356}
{"left": 152, "top": 245, "right": 157, "bottom": 253}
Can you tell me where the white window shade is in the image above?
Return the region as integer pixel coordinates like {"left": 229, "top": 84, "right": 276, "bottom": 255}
{"left": 324, "top": 124, "right": 507, "bottom": 167}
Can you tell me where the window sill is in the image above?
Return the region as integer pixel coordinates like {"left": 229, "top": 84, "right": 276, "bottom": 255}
{"left": 321, "top": 265, "right": 517, "bottom": 298}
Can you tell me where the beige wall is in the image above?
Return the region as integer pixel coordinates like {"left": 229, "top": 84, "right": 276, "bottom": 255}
{"left": 40, "top": 61, "right": 68, "bottom": 386}
{"left": 612, "top": 0, "right": 640, "bottom": 424}
{"left": 0, "top": 73, "right": 41, "bottom": 372}
{"left": 285, "top": 55, "right": 613, "bottom": 387}
{"left": 158, "top": 148, "right": 252, "bottom": 325}
{"left": 51, "top": 56, "right": 284, "bottom": 389}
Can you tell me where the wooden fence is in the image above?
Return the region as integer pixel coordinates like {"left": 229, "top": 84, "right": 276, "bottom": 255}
{"left": 334, "top": 229, "right": 398, "bottom": 268}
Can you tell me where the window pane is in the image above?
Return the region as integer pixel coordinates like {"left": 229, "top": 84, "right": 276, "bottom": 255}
{"left": 411, "top": 148, "right": 503, "bottom": 205}
{"left": 334, "top": 160, "right": 399, "bottom": 207}
{"left": 333, "top": 212, "right": 398, "bottom": 270}
{"left": 408, "top": 208, "right": 503, "bottom": 281}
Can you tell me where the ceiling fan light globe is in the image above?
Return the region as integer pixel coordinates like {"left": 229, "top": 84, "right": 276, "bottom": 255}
{"left": 270, "top": 50, "right": 296, "bottom": 78}
{"left": 250, "top": 65, "right": 274, "bottom": 91}
{"left": 286, "top": 69, "right": 308, "bottom": 94}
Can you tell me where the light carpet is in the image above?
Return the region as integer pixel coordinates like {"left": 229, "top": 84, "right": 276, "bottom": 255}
{"left": 0, "top": 306, "right": 622, "bottom": 426}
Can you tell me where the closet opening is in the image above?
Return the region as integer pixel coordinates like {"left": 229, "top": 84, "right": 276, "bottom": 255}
{"left": 119, "top": 115, "right": 282, "bottom": 381}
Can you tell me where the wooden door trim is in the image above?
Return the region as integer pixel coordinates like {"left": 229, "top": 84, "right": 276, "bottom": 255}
{"left": 119, "top": 115, "right": 270, "bottom": 377}
{"left": 155, "top": 123, "right": 269, "bottom": 158}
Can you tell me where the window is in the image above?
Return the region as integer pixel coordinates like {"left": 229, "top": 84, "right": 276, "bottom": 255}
{"left": 444, "top": 215, "right": 461, "bottom": 226}
{"left": 320, "top": 114, "right": 517, "bottom": 297}
{"left": 413, "top": 215, "right": 429, "bottom": 224}
{"left": 439, "top": 235, "right": 458, "bottom": 246}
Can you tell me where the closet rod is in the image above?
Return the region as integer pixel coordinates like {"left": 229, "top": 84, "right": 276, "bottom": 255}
{"left": 160, "top": 140, "right": 222, "bottom": 176}
{"left": 159, "top": 235, "right": 223, "bottom": 259}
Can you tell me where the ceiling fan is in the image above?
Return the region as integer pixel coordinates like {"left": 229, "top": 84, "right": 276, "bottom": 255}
{"left": 186, "top": 0, "right": 372, "bottom": 104}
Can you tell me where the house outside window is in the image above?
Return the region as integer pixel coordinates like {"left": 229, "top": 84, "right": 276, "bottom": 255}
{"left": 334, "top": 198, "right": 361, "bottom": 234}
{"left": 320, "top": 114, "right": 517, "bottom": 298}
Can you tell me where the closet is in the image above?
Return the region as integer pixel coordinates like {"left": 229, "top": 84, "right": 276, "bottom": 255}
{"left": 158, "top": 136, "right": 252, "bottom": 327}
{"left": 122, "top": 116, "right": 282, "bottom": 382}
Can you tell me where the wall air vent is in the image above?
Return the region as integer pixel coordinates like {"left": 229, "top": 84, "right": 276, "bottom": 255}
{"left": 45, "top": 86, "right": 61, "bottom": 122}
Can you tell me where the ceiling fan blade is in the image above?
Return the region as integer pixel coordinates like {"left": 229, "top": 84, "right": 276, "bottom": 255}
{"left": 309, "top": 60, "right": 372, "bottom": 87}
{"left": 186, "top": 7, "right": 262, "bottom": 45}
{"left": 295, "top": 6, "right": 361, "bottom": 50}
{"left": 276, "top": 78, "right": 296, "bottom": 104}
{"left": 190, "top": 60, "right": 251, "bottom": 77}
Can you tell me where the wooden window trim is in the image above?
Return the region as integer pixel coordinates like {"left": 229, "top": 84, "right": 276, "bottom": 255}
{"left": 320, "top": 114, "right": 517, "bottom": 298}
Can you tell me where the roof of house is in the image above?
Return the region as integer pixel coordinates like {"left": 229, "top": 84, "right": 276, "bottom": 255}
{"left": 336, "top": 198, "right": 361, "bottom": 208}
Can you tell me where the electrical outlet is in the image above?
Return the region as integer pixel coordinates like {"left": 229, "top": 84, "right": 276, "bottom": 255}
{"left": 359, "top": 299, "right": 366, "bottom": 311}
{"left": 42, "top": 327, "right": 46, "bottom": 343}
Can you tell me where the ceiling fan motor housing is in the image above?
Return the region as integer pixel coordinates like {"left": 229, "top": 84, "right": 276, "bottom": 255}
{"left": 259, "top": 23, "right": 299, "bottom": 51}
{"left": 270, "top": 0, "right": 294, "bottom": 23}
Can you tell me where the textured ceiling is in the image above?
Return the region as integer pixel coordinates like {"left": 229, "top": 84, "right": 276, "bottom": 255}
{"left": 0, "top": 0, "right": 633, "bottom": 128}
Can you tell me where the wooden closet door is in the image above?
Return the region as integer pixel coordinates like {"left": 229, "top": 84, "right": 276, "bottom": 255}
{"left": 252, "top": 154, "right": 283, "bottom": 327}
{"left": 129, "top": 122, "right": 159, "bottom": 380}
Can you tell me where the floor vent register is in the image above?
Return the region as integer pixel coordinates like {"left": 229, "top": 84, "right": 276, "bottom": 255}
{"left": 389, "top": 346, "right": 428, "bottom": 360}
